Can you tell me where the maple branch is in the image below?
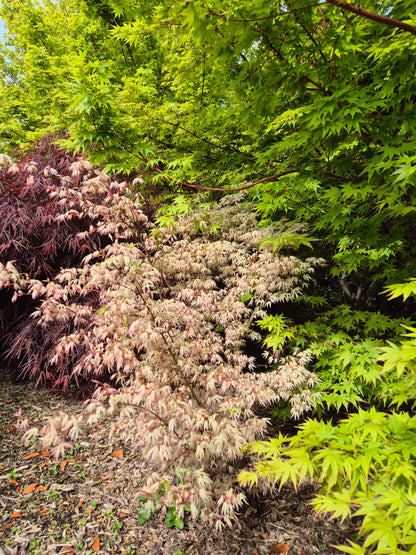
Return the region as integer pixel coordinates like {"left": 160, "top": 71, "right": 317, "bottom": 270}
{"left": 204, "top": 3, "right": 325, "bottom": 23}
{"left": 302, "top": 75, "right": 331, "bottom": 96}
{"left": 323, "top": 172, "right": 357, "bottom": 184}
{"left": 135, "top": 287, "right": 204, "bottom": 408}
{"left": 327, "top": 0, "right": 416, "bottom": 36}
{"left": 257, "top": 30, "right": 285, "bottom": 61}
{"left": 149, "top": 168, "right": 299, "bottom": 193}
{"left": 141, "top": 19, "right": 178, "bottom": 35}
{"left": 298, "top": 21, "right": 328, "bottom": 64}
{"left": 138, "top": 107, "right": 256, "bottom": 161}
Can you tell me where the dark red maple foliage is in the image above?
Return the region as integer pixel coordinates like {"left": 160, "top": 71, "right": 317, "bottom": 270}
{"left": 0, "top": 135, "right": 114, "bottom": 364}
{"left": 0, "top": 134, "right": 103, "bottom": 279}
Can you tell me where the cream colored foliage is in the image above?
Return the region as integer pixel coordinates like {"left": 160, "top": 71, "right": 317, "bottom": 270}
{"left": 12, "top": 183, "right": 323, "bottom": 526}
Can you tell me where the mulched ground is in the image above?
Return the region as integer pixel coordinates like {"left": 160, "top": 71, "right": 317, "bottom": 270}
{"left": 0, "top": 370, "right": 360, "bottom": 555}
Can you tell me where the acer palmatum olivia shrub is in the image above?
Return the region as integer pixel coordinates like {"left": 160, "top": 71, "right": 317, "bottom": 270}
{"left": 14, "top": 189, "right": 324, "bottom": 526}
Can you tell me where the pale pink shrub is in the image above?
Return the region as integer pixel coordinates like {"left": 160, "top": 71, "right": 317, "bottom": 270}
{"left": 13, "top": 187, "right": 324, "bottom": 526}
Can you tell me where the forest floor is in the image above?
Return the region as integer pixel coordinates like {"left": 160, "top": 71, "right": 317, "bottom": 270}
{"left": 0, "top": 369, "right": 360, "bottom": 555}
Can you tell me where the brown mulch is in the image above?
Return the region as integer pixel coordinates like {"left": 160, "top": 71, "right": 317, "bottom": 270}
{"left": 0, "top": 370, "right": 359, "bottom": 555}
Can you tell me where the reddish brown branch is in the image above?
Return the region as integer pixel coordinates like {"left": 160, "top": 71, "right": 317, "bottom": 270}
{"left": 323, "top": 172, "right": 357, "bottom": 184}
{"left": 298, "top": 22, "right": 328, "bottom": 64}
{"left": 204, "top": 3, "right": 325, "bottom": 23}
{"left": 142, "top": 19, "right": 178, "bottom": 34}
{"left": 327, "top": 0, "right": 416, "bottom": 35}
{"left": 302, "top": 75, "right": 331, "bottom": 96}
{"left": 146, "top": 169, "right": 299, "bottom": 193}
{"left": 139, "top": 107, "right": 256, "bottom": 161}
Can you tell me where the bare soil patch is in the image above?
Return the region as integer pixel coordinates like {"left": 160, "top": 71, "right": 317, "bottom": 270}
{"left": 0, "top": 370, "right": 358, "bottom": 554}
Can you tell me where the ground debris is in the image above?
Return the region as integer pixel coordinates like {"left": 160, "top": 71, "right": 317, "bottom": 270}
{"left": 1, "top": 370, "right": 357, "bottom": 554}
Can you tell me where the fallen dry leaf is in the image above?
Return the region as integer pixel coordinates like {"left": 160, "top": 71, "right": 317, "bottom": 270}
{"left": 60, "top": 460, "right": 68, "bottom": 469}
{"left": 22, "top": 483, "right": 38, "bottom": 494}
{"left": 111, "top": 449, "right": 123, "bottom": 459}
{"left": 36, "top": 485, "right": 48, "bottom": 492}
{"left": 23, "top": 452, "right": 40, "bottom": 460}
{"left": 42, "top": 449, "right": 51, "bottom": 458}
{"left": 91, "top": 536, "right": 100, "bottom": 551}
{"left": 271, "top": 544, "right": 290, "bottom": 553}
{"left": 61, "top": 547, "right": 76, "bottom": 554}
{"left": 119, "top": 512, "right": 127, "bottom": 518}
{"left": 9, "top": 512, "right": 22, "bottom": 518}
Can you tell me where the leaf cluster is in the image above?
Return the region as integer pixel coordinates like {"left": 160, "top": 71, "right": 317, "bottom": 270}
{"left": 136, "top": 493, "right": 188, "bottom": 529}
{"left": 239, "top": 408, "right": 416, "bottom": 554}
{"left": 241, "top": 279, "right": 416, "bottom": 552}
